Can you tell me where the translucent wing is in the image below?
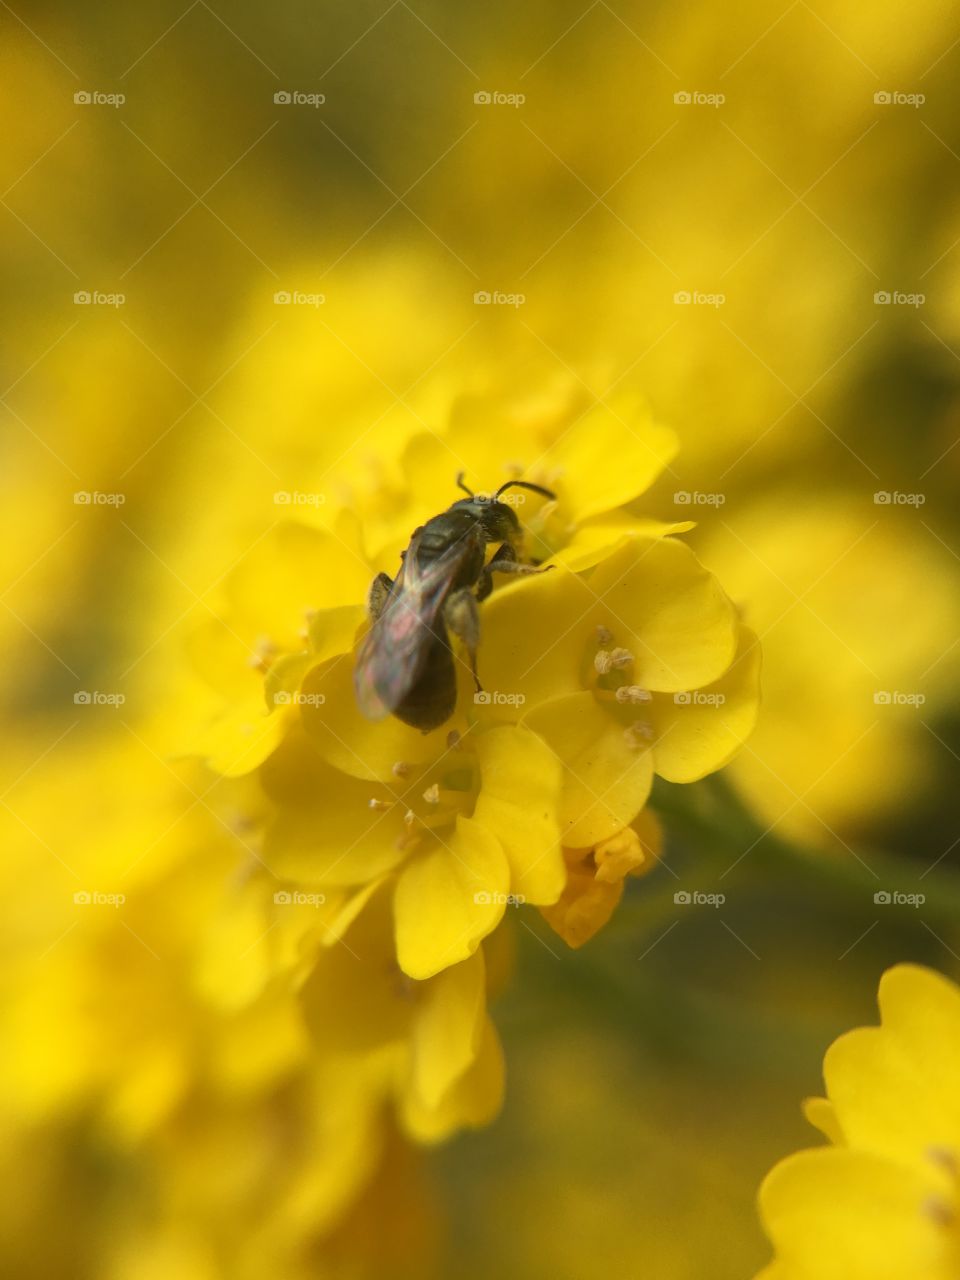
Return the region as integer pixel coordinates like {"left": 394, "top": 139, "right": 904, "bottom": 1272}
{"left": 354, "top": 529, "right": 475, "bottom": 720}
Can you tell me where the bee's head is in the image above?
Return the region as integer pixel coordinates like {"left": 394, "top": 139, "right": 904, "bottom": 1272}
{"left": 451, "top": 476, "right": 556, "bottom": 545}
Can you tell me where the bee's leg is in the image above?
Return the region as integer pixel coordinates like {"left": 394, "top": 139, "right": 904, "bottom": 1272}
{"left": 476, "top": 543, "right": 553, "bottom": 602}
{"left": 444, "top": 588, "right": 482, "bottom": 692}
{"left": 368, "top": 572, "right": 394, "bottom": 619}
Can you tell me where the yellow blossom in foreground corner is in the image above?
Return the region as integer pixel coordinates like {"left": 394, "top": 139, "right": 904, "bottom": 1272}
{"left": 756, "top": 964, "right": 960, "bottom": 1280}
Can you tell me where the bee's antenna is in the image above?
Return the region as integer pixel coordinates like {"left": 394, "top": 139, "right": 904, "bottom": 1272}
{"left": 495, "top": 479, "right": 557, "bottom": 501}
{"left": 456, "top": 472, "right": 474, "bottom": 497}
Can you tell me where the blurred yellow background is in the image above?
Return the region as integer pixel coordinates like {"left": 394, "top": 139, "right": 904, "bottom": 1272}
{"left": 3, "top": 2, "right": 960, "bottom": 1276}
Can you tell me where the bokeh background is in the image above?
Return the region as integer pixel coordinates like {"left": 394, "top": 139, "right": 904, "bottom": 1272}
{"left": 3, "top": 2, "right": 960, "bottom": 1276}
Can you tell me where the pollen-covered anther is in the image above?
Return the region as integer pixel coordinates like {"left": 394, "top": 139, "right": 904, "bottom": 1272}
{"left": 615, "top": 684, "right": 653, "bottom": 705}
{"left": 403, "top": 809, "right": 418, "bottom": 828}
{"left": 422, "top": 783, "right": 440, "bottom": 806}
{"left": 595, "top": 625, "right": 614, "bottom": 648}
{"left": 368, "top": 797, "right": 393, "bottom": 812}
{"left": 623, "top": 721, "right": 654, "bottom": 750}
{"left": 609, "top": 646, "right": 634, "bottom": 669}
{"left": 249, "top": 635, "right": 278, "bottom": 672}
{"left": 594, "top": 649, "right": 614, "bottom": 675}
{"left": 391, "top": 760, "right": 411, "bottom": 779}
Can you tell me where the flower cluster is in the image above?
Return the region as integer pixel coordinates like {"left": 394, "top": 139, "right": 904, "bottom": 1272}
{"left": 756, "top": 964, "right": 960, "bottom": 1280}
{"left": 183, "top": 385, "right": 761, "bottom": 1194}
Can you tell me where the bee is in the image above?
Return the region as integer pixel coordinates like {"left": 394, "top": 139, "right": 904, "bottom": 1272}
{"left": 354, "top": 474, "right": 556, "bottom": 731}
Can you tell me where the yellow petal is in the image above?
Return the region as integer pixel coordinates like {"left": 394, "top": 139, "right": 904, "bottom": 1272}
{"left": 402, "top": 1015, "right": 505, "bottom": 1143}
{"left": 540, "top": 393, "right": 678, "bottom": 523}
{"left": 540, "top": 859, "right": 624, "bottom": 948}
{"left": 824, "top": 964, "right": 960, "bottom": 1166}
{"left": 472, "top": 725, "right": 565, "bottom": 904}
{"left": 588, "top": 536, "right": 740, "bottom": 692}
{"left": 525, "top": 692, "right": 654, "bottom": 847}
{"left": 759, "top": 1147, "right": 948, "bottom": 1280}
{"left": 550, "top": 515, "right": 695, "bottom": 573}
{"left": 394, "top": 815, "right": 510, "bottom": 979}
{"left": 479, "top": 566, "right": 598, "bottom": 712}
{"left": 650, "top": 625, "right": 761, "bottom": 782}
{"left": 409, "top": 948, "right": 486, "bottom": 1110}
{"left": 803, "top": 1096, "right": 844, "bottom": 1146}
{"left": 299, "top": 654, "right": 468, "bottom": 781}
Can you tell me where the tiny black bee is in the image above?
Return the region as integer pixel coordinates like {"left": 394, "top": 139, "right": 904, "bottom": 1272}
{"left": 354, "top": 474, "right": 555, "bottom": 731}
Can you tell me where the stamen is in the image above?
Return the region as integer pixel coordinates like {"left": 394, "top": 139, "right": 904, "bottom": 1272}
{"left": 609, "top": 647, "right": 634, "bottom": 669}
{"left": 368, "top": 798, "right": 392, "bottom": 812}
{"left": 623, "top": 721, "right": 654, "bottom": 750}
{"left": 594, "top": 649, "right": 614, "bottom": 675}
{"left": 422, "top": 783, "right": 440, "bottom": 806}
{"left": 446, "top": 729, "right": 461, "bottom": 749}
{"left": 595, "top": 625, "right": 614, "bottom": 648}
{"left": 403, "top": 809, "right": 418, "bottom": 828}
{"left": 392, "top": 760, "right": 411, "bottom": 779}
{"left": 615, "top": 685, "right": 653, "bottom": 705}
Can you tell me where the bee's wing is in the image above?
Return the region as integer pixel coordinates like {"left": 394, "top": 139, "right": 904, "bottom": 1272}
{"left": 354, "top": 532, "right": 465, "bottom": 720}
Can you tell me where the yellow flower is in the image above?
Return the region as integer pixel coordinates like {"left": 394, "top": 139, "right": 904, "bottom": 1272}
{"left": 756, "top": 964, "right": 960, "bottom": 1280}
{"left": 477, "top": 536, "right": 762, "bottom": 847}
